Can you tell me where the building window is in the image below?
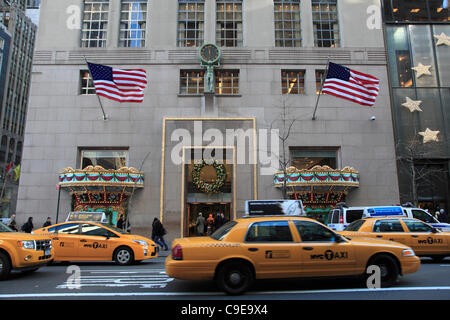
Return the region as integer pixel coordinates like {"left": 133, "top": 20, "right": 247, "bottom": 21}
{"left": 81, "top": 0, "right": 109, "bottom": 48}
{"left": 281, "top": 70, "right": 305, "bottom": 94}
{"left": 180, "top": 70, "right": 205, "bottom": 94}
{"left": 216, "top": 70, "right": 239, "bottom": 95}
{"left": 80, "top": 70, "right": 96, "bottom": 95}
{"left": 216, "top": 0, "right": 243, "bottom": 47}
{"left": 119, "top": 0, "right": 147, "bottom": 47}
{"left": 312, "top": 0, "right": 340, "bottom": 48}
{"left": 315, "top": 69, "right": 326, "bottom": 94}
{"left": 382, "top": 0, "right": 449, "bottom": 23}
{"left": 80, "top": 149, "right": 128, "bottom": 170}
{"left": 274, "top": 0, "right": 301, "bottom": 47}
{"left": 177, "top": 0, "right": 204, "bottom": 47}
{"left": 290, "top": 147, "right": 339, "bottom": 170}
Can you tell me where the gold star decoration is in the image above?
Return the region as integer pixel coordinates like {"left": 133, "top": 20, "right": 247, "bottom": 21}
{"left": 412, "top": 63, "right": 432, "bottom": 78}
{"left": 434, "top": 32, "right": 450, "bottom": 46}
{"left": 402, "top": 97, "right": 423, "bottom": 112}
{"left": 418, "top": 128, "right": 440, "bottom": 143}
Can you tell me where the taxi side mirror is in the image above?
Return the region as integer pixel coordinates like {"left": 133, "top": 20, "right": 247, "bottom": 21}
{"left": 431, "top": 228, "right": 439, "bottom": 234}
{"left": 334, "top": 235, "right": 346, "bottom": 243}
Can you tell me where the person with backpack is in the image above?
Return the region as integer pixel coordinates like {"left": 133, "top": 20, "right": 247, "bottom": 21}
{"left": 21, "top": 217, "right": 34, "bottom": 233}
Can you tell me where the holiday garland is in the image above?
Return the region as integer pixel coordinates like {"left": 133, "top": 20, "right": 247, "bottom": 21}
{"left": 192, "top": 160, "right": 227, "bottom": 193}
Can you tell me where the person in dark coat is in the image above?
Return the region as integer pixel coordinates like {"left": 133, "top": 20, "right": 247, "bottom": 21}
{"left": 214, "top": 212, "right": 224, "bottom": 230}
{"left": 196, "top": 212, "right": 206, "bottom": 236}
{"left": 116, "top": 214, "right": 125, "bottom": 230}
{"left": 152, "top": 218, "right": 168, "bottom": 250}
{"left": 43, "top": 217, "right": 52, "bottom": 228}
{"left": 8, "top": 214, "right": 18, "bottom": 231}
{"left": 21, "top": 217, "right": 34, "bottom": 233}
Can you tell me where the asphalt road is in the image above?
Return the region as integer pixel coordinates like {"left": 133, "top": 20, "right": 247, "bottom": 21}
{"left": 1, "top": 254, "right": 450, "bottom": 301}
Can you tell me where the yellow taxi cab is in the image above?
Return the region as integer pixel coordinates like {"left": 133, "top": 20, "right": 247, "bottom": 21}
{"left": 165, "top": 215, "right": 420, "bottom": 295}
{"left": 339, "top": 217, "right": 450, "bottom": 262}
{"left": 0, "top": 222, "right": 53, "bottom": 280}
{"left": 33, "top": 221, "right": 158, "bottom": 265}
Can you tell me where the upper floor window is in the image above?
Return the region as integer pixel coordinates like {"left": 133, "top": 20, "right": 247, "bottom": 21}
{"left": 216, "top": 70, "right": 239, "bottom": 95}
{"left": 80, "top": 148, "right": 128, "bottom": 170}
{"left": 80, "top": 70, "right": 95, "bottom": 95}
{"left": 315, "top": 69, "right": 326, "bottom": 94}
{"left": 274, "top": 0, "right": 301, "bottom": 47}
{"left": 119, "top": 0, "right": 147, "bottom": 47}
{"left": 180, "top": 70, "right": 205, "bottom": 94}
{"left": 216, "top": 0, "right": 243, "bottom": 47}
{"left": 81, "top": 0, "right": 109, "bottom": 48}
{"left": 312, "top": 0, "right": 340, "bottom": 48}
{"left": 177, "top": 0, "right": 204, "bottom": 47}
{"left": 281, "top": 70, "right": 305, "bottom": 94}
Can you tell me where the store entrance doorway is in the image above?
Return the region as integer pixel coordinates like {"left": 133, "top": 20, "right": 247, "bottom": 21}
{"left": 187, "top": 203, "right": 231, "bottom": 237}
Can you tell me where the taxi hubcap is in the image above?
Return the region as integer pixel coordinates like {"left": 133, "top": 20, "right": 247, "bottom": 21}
{"left": 380, "top": 264, "right": 389, "bottom": 278}
{"left": 229, "top": 272, "right": 242, "bottom": 285}
{"left": 117, "top": 250, "right": 130, "bottom": 263}
{"left": 0, "top": 262, "right": 3, "bottom": 272}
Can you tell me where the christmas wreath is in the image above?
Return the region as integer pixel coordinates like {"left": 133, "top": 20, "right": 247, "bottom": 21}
{"left": 192, "top": 160, "right": 227, "bottom": 193}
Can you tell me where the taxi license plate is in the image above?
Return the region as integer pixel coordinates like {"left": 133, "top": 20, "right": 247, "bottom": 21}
{"left": 44, "top": 249, "right": 51, "bottom": 256}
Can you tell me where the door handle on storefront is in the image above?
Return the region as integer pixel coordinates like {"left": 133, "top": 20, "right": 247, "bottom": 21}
{"left": 302, "top": 247, "right": 313, "bottom": 251}
{"left": 248, "top": 248, "right": 258, "bottom": 252}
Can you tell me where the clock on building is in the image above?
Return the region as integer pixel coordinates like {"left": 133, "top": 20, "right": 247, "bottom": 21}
{"left": 199, "top": 43, "right": 221, "bottom": 65}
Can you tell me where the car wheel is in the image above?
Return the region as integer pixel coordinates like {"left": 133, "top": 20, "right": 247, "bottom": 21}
{"left": 114, "top": 247, "right": 134, "bottom": 265}
{"left": 0, "top": 252, "right": 11, "bottom": 281}
{"left": 216, "top": 261, "right": 254, "bottom": 295}
{"left": 367, "top": 254, "right": 399, "bottom": 288}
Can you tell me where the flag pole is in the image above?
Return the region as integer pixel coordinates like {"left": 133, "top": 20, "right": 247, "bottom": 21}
{"left": 83, "top": 56, "right": 108, "bottom": 121}
{"left": 312, "top": 56, "right": 330, "bottom": 121}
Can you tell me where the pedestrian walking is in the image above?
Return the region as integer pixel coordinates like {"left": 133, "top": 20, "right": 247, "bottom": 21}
{"left": 196, "top": 212, "right": 206, "bottom": 236}
{"left": 206, "top": 213, "right": 215, "bottom": 236}
{"left": 116, "top": 214, "right": 125, "bottom": 230}
{"left": 214, "top": 212, "right": 224, "bottom": 229}
{"left": 220, "top": 212, "right": 228, "bottom": 225}
{"left": 152, "top": 218, "right": 168, "bottom": 250}
{"left": 8, "top": 214, "right": 18, "bottom": 231}
{"left": 21, "top": 217, "right": 34, "bottom": 233}
{"left": 439, "top": 209, "right": 447, "bottom": 223}
{"left": 43, "top": 217, "right": 52, "bottom": 228}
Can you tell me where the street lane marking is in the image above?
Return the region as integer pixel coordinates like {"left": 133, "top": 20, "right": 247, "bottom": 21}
{"left": 57, "top": 269, "right": 173, "bottom": 289}
{"left": 2, "top": 286, "right": 450, "bottom": 299}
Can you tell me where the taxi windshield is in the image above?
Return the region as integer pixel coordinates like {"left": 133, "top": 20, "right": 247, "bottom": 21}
{"left": 0, "top": 222, "right": 13, "bottom": 232}
{"left": 210, "top": 221, "right": 237, "bottom": 241}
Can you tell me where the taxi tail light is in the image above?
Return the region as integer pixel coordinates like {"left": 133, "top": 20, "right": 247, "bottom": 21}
{"left": 172, "top": 244, "right": 183, "bottom": 260}
{"left": 339, "top": 214, "right": 344, "bottom": 224}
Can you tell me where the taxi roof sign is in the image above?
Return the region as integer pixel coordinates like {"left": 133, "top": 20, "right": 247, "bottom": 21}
{"left": 245, "top": 200, "right": 305, "bottom": 217}
{"left": 66, "top": 211, "right": 107, "bottom": 223}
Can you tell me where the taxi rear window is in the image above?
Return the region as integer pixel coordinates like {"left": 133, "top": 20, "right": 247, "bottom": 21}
{"left": 344, "top": 219, "right": 365, "bottom": 231}
{"left": 210, "top": 221, "right": 237, "bottom": 241}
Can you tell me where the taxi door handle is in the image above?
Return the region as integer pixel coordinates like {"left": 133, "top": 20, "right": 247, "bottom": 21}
{"left": 376, "top": 235, "right": 383, "bottom": 238}
{"left": 248, "top": 248, "right": 258, "bottom": 252}
{"left": 80, "top": 239, "right": 87, "bottom": 242}
{"left": 411, "top": 235, "right": 419, "bottom": 238}
{"left": 302, "top": 247, "right": 314, "bottom": 251}
{"left": 52, "top": 237, "right": 59, "bottom": 240}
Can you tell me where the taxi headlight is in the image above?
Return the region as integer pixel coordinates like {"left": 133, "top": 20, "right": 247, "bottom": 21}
{"left": 402, "top": 249, "right": 415, "bottom": 257}
{"left": 133, "top": 240, "right": 148, "bottom": 246}
{"left": 18, "top": 240, "right": 35, "bottom": 249}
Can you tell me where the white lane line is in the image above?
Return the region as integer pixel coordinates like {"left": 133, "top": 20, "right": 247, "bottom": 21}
{"left": 440, "top": 265, "right": 450, "bottom": 267}
{"left": 2, "top": 286, "right": 450, "bottom": 299}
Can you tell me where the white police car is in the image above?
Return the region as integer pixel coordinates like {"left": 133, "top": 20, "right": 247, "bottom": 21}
{"left": 327, "top": 203, "right": 450, "bottom": 232}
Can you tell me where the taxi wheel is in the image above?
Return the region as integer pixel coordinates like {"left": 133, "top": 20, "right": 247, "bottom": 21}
{"left": 114, "top": 247, "right": 134, "bottom": 265}
{"left": 368, "top": 254, "right": 399, "bottom": 288}
{"left": 216, "top": 261, "right": 254, "bottom": 295}
{"left": 0, "top": 252, "right": 11, "bottom": 281}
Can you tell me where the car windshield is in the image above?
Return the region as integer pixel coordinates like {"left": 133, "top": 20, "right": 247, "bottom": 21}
{"left": 0, "top": 222, "right": 13, "bottom": 232}
{"left": 210, "top": 221, "right": 238, "bottom": 241}
{"left": 344, "top": 219, "right": 366, "bottom": 231}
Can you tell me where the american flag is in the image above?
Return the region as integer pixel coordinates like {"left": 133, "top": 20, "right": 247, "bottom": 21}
{"left": 87, "top": 62, "right": 147, "bottom": 103}
{"left": 322, "top": 62, "right": 380, "bottom": 107}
